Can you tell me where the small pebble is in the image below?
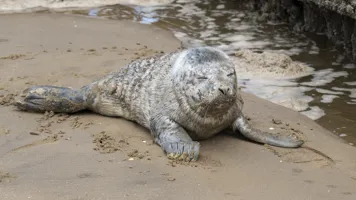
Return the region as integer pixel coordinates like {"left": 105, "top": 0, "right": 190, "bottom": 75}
{"left": 142, "top": 140, "right": 146, "bottom": 143}
{"left": 57, "top": 131, "right": 65, "bottom": 134}
{"left": 167, "top": 177, "right": 176, "bottom": 181}
{"left": 339, "top": 134, "right": 347, "bottom": 137}
{"left": 269, "top": 127, "right": 274, "bottom": 130}
{"left": 272, "top": 119, "right": 282, "bottom": 124}
{"left": 29, "top": 132, "right": 40, "bottom": 136}
{"left": 128, "top": 158, "right": 134, "bottom": 161}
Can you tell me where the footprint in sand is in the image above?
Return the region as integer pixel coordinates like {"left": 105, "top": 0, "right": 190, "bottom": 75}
{"left": 263, "top": 118, "right": 334, "bottom": 167}
{"left": 0, "top": 171, "right": 16, "bottom": 183}
{"left": 265, "top": 145, "right": 334, "bottom": 167}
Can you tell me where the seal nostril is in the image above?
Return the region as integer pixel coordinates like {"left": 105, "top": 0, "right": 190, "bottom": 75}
{"left": 218, "top": 88, "right": 225, "bottom": 95}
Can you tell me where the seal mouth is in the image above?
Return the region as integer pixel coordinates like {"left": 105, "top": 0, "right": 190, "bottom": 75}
{"left": 195, "top": 95, "right": 235, "bottom": 117}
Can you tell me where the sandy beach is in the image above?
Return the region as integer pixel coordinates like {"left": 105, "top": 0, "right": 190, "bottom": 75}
{"left": 0, "top": 13, "right": 356, "bottom": 200}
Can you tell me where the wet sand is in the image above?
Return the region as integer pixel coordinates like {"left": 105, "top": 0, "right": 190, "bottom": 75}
{"left": 0, "top": 13, "right": 356, "bottom": 200}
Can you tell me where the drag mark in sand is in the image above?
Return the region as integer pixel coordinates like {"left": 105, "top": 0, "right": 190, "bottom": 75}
{"left": 7, "top": 134, "right": 59, "bottom": 154}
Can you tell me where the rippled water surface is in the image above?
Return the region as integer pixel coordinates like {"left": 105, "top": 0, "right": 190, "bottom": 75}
{"left": 84, "top": 0, "right": 356, "bottom": 144}
{"left": 2, "top": 0, "right": 355, "bottom": 144}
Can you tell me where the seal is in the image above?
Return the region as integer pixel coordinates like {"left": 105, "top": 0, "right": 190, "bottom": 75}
{"left": 14, "top": 46, "right": 304, "bottom": 161}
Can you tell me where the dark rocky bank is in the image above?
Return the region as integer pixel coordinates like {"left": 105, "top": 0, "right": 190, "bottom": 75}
{"left": 238, "top": 0, "right": 356, "bottom": 61}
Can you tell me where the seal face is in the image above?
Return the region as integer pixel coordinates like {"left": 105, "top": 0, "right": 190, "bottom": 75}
{"left": 15, "top": 46, "right": 304, "bottom": 162}
{"left": 172, "top": 47, "right": 238, "bottom": 117}
{"left": 168, "top": 47, "right": 242, "bottom": 140}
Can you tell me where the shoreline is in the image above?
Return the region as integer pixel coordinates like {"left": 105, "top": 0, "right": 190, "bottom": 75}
{"left": 0, "top": 13, "right": 355, "bottom": 200}
{"left": 1, "top": 1, "right": 355, "bottom": 144}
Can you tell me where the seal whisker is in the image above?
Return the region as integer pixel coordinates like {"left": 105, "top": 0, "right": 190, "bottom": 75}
{"left": 202, "top": 103, "right": 212, "bottom": 120}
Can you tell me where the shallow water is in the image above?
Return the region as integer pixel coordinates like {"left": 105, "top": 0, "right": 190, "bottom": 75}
{"left": 1, "top": 0, "right": 355, "bottom": 144}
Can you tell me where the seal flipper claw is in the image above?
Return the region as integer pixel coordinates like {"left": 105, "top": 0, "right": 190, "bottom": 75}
{"left": 150, "top": 116, "right": 200, "bottom": 161}
{"left": 164, "top": 142, "right": 200, "bottom": 162}
{"left": 15, "top": 85, "right": 88, "bottom": 113}
{"left": 233, "top": 114, "right": 304, "bottom": 148}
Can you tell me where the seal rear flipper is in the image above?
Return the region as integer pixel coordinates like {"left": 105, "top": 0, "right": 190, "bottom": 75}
{"left": 14, "top": 85, "right": 88, "bottom": 113}
{"left": 232, "top": 114, "right": 304, "bottom": 148}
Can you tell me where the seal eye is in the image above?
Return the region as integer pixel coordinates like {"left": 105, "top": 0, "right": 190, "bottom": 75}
{"left": 227, "top": 72, "right": 235, "bottom": 76}
{"left": 197, "top": 76, "right": 208, "bottom": 80}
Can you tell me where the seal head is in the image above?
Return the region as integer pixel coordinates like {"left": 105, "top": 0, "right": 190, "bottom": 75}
{"left": 171, "top": 47, "right": 240, "bottom": 118}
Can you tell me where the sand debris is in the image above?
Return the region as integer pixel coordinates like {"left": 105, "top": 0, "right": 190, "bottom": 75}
{"left": 84, "top": 122, "right": 93, "bottom": 129}
{"left": 0, "top": 54, "right": 26, "bottom": 60}
{"left": 71, "top": 116, "right": 83, "bottom": 129}
{"left": 272, "top": 119, "right": 282, "bottom": 124}
{"left": 0, "top": 127, "right": 10, "bottom": 135}
{"left": 0, "top": 93, "right": 15, "bottom": 106}
{"left": 232, "top": 50, "right": 313, "bottom": 79}
{"left": 43, "top": 111, "right": 55, "bottom": 119}
{"left": 0, "top": 171, "right": 16, "bottom": 183}
{"left": 167, "top": 177, "right": 176, "bottom": 181}
{"left": 127, "top": 149, "right": 146, "bottom": 159}
{"left": 161, "top": 173, "right": 176, "bottom": 181}
{"left": 92, "top": 131, "right": 121, "bottom": 154}
{"left": 56, "top": 113, "right": 70, "bottom": 123}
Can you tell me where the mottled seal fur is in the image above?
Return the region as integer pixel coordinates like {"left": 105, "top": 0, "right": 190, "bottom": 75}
{"left": 15, "top": 46, "right": 304, "bottom": 161}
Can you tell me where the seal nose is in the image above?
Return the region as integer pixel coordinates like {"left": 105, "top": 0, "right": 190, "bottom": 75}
{"left": 218, "top": 87, "right": 230, "bottom": 95}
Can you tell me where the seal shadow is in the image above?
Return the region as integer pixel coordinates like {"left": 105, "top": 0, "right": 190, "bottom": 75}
{"left": 12, "top": 106, "right": 333, "bottom": 167}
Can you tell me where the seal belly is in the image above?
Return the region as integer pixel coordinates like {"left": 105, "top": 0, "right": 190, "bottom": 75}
{"left": 85, "top": 73, "right": 134, "bottom": 120}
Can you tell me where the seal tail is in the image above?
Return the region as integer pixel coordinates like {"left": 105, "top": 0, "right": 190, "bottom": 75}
{"left": 14, "top": 85, "right": 88, "bottom": 113}
{"left": 233, "top": 114, "right": 304, "bottom": 148}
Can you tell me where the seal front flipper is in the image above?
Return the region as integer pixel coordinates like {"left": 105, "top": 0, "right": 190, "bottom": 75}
{"left": 14, "top": 85, "right": 88, "bottom": 113}
{"left": 150, "top": 116, "right": 200, "bottom": 161}
{"left": 232, "top": 113, "right": 304, "bottom": 148}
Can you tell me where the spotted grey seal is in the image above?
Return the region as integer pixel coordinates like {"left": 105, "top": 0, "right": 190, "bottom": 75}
{"left": 14, "top": 46, "right": 303, "bottom": 161}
